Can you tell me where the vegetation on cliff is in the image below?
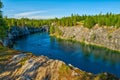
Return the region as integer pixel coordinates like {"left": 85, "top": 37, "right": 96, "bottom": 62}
{"left": 5, "top": 13, "right": 120, "bottom": 30}
{"left": 0, "top": 1, "right": 8, "bottom": 39}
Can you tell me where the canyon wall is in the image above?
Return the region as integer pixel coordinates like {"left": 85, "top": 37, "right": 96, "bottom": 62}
{"left": 52, "top": 26, "right": 120, "bottom": 51}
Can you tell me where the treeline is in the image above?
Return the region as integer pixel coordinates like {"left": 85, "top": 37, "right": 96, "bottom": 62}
{"left": 53, "top": 13, "right": 120, "bottom": 28}
{"left": 52, "top": 14, "right": 85, "bottom": 27}
{"left": 4, "top": 18, "right": 52, "bottom": 29}
{"left": 83, "top": 13, "right": 120, "bottom": 28}
{"left": 4, "top": 13, "right": 120, "bottom": 30}
{"left": 2, "top": 12, "right": 120, "bottom": 33}
{"left": 4, "top": 14, "right": 82, "bottom": 28}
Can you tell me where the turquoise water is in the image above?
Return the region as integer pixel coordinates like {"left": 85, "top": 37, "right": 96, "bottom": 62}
{"left": 13, "top": 32, "right": 120, "bottom": 78}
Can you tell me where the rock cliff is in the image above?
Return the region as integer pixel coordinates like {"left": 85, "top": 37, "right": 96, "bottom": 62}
{"left": 1, "top": 25, "right": 48, "bottom": 47}
{"left": 52, "top": 26, "right": 120, "bottom": 52}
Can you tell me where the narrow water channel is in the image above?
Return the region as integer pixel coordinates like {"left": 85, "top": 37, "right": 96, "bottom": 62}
{"left": 13, "top": 32, "right": 120, "bottom": 77}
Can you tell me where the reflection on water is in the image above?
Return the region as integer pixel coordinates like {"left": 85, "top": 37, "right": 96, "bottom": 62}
{"left": 57, "top": 38, "right": 120, "bottom": 64}
{"left": 13, "top": 32, "right": 120, "bottom": 78}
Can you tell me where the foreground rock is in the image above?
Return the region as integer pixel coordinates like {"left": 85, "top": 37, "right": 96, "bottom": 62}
{"left": 0, "top": 49, "right": 119, "bottom": 80}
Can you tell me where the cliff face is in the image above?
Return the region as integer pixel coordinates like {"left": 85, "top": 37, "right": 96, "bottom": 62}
{"left": 53, "top": 26, "right": 120, "bottom": 52}
{"left": 0, "top": 45, "right": 119, "bottom": 80}
{"left": 2, "top": 26, "right": 48, "bottom": 47}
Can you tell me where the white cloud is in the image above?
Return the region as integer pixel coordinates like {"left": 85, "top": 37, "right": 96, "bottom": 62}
{"left": 15, "top": 15, "right": 62, "bottom": 19}
{"left": 13, "top": 10, "right": 63, "bottom": 19}
{"left": 14, "top": 10, "right": 47, "bottom": 17}
{"left": 27, "top": 16, "right": 58, "bottom": 19}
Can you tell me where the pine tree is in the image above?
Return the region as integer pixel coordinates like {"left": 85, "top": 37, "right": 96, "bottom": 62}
{"left": 84, "top": 17, "right": 95, "bottom": 29}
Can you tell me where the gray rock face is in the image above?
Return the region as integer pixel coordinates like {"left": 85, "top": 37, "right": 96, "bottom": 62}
{"left": 2, "top": 26, "right": 49, "bottom": 47}
{"left": 56, "top": 27, "right": 120, "bottom": 51}
{"left": 0, "top": 53, "right": 119, "bottom": 80}
{"left": 0, "top": 54, "right": 64, "bottom": 80}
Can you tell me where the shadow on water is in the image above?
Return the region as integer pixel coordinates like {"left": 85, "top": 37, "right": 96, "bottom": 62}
{"left": 13, "top": 32, "right": 120, "bottom": 78}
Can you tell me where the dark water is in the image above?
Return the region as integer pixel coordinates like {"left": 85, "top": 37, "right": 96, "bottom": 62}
{"left": 13, "top": 32, "right": 120, "bottom": 78}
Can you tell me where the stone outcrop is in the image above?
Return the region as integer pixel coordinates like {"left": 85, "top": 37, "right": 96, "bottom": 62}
{"left": 0, "top": 52, "right": 119, "bottom": 80}
{"left": 53, "top": 26, "right": 120, "bottom": 52}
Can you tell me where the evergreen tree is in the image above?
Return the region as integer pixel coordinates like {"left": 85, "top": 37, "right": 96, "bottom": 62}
{"left": 3, "top": 13, "right": 120, "bottom": 29}
{"left": 84, "top": 17, "right": 95, "bottom": 29}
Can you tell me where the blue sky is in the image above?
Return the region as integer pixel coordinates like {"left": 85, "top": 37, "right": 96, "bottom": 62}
{"left": 2, "top": 0, "right": 120, "bottom": 19}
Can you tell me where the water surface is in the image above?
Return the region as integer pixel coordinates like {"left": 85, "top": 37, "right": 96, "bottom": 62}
{"left": 13, "top": 32, "right": 120, "bottom": 77}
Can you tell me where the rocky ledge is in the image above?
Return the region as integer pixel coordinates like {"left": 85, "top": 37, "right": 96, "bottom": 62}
{"left": 0, "top": 46, "right": 119, "bottom": 80}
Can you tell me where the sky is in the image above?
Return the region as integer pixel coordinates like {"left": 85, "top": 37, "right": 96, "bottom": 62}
{"left": 2, "top": 0, "right": 120, "bottom": 19}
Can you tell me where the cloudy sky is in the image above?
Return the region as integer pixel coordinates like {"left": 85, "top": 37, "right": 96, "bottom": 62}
{"left": 2, "top": 0, "right": 120, "bottom": 19}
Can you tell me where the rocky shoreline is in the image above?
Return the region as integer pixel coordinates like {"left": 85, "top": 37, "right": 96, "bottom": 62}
{"left": 52, "top": 26, "right": 120, "bottom": 52}
{"left": 0, "top": 25, "right": 48, "bottom": 47}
